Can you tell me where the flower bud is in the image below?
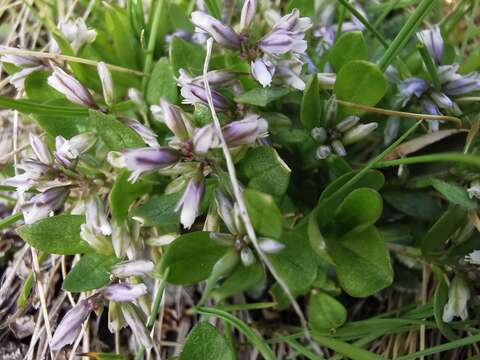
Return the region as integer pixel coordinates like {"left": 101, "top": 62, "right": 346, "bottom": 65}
{"left": 29, "top": 134, "right": 52, "bottom": 165}
{"left": 97, "top": 61, "right": 114, "bottom": 106}
{"left": 50, "top": 298, "right": 97, "bottom": 351}
{"left": 190, "top": 11, "right": 240, "bottom": 49}
{"left": 342, "top": 123, "right": 378, "bottom": 145}
{"left": 48, "top": 66, "right": 96, "bottom": 108}
{"left": 336, "top": 116, "right": 360, "bottom": 132}
{"left": 108, "top": 301, "right": 124, "bottom": 333}
{"left": 331, "top": 140, "right": 346, "bottom": 157}
{"left": 443, "top": 276, "right": 470, "bottom": 323}
{"left": 430, "top": 91, "right": 453, "bottom": 109}
{"left": 258, "top": 238, "right": 285, "bottom": 253}
{"left": 222, "top": 114, "right": 268, "bottom": 148}
{"left": 153, "top": 99, "right": 189, "bottom": 140}
{"left": 193, "top": 124, "right": 216, "bottom": 155}
{"left": 22, "top": 186, "right": 70, "bottom": 224}
{"left": 102, "top": 283, "right": 147, "bottom": 302}
{"left": 215, "top": 189, "right": 238, "bottom": 234}
{"left": 311, "top": 127, "right": 327, "bottom": 143}
{"left": 175, "top": 178, "right": 204, "bottom": 229}
{"left": 111, "top": 260, "right": 155, "bottom": 278}
{"left": 111, "top": 220, "right": 131, "bottom": 258}
{"left": 316, "top": 145, "right": 331, "bottom": 160}
{"left": 416, "top": 26, "right": 443, "bottom": 64}
{"left": 240, "top": 0, "right": 256, "bottom": 31}
{"left": 120, "top": 303, "right": 153, "bottom": 349}
{"left": 240, "top": 247, "right": 255, "bottom": 266}
{"left": 251, "top": 58, "right": 275, "bottom": 88}
{"left": 121, "top": 118, "right": 159, "bottom": 148}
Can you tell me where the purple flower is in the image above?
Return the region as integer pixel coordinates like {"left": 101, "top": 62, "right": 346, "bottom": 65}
{"left": 222, "top": 114, "right": 268, "bottom": 147}
{"left": 273, "top": 9, "right": 312, "bottom": 33}
{"left": 176, "top": 178, "right": 204, "bottom": 229}
{"left": 3, "top": 160, "right": 51, "bottom": 192}
{"left": 152, "top": 99, "right": 189, "bottom": 140}
{"left": 54, "top": 132, "right": 96, "bottom": 168}
{"left": 190, "top": 11, "right": 240, "bottom": 49}
{"left": 417, "top": 26, "right": 444, "bottom": 64}
{"left": 251, "top": 58, "right": 275, "bottom": 88}
{"left": 397, "top": 77, "right": 427, "bottom": 101}
{"left": 121, "top": 148, "right": 180, "bottom": 182}
{"left": 240, "top": 0, "right": 256, "bottom": 31}
{"left": 121, "top": 118, "right": 159, "bottom": 148}
{"left": 102, "top": 283, "right": 147, "bottom": 302}
{"left": 50, "top": 298, "right": 97, "bottom": 351}
{"left": 259, "top": 29, "right": 307, "bottom": 55}
{"left": 180, "top": 83, "right": 230, "bottom": 111}
{"left": 48, "top": 66, "right": 96, "bottom": 108}
{"left": 430, "top": 91, "right": 454, "bottom": 109}
{"left": 275, "top": 59, "right": 305, "bottom": 90}
{"left": 111, "top": 260, "right": 155, "bottom": 278}
{"left": 29, "top": 134, "right": 52, "bottom": 165}
{"left": 22, "top": 186, "right": 70, "bottom": 224}
{"left": 193, "top": 124, "right": 217, "bottom": 155}
{"left": 97, "top": 61, "right": 114, "bottom": 106}
{"left": 442, "top": 72, "right": 480, "bottom": 96}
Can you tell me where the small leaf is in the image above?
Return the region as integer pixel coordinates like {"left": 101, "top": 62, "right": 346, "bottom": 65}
{"left": 334, "top": 188, "right": 383, "bottom": 231}
{"left": 244, "top": 189, "right": 283, "bottom": 239}
{"left": 146, "top": 58, "right": 177, "bottom": 105}
{"left": 24, "top": 71, "right": 63, "bottom": 102}
{"left": 90, "top": 110, "right": 144, "bottom": 151}
{"left": 63, "top": 253, "right": 119, "bottom": 292}
{"left": 240, "top": 147, "right": 291, "bottom": 197}
{"left": 169, "top": 36, "right": 206, "bottom": 76}
{"left": 384, "top": 190, "right": 442, "bottom": 221}
{"left": 160, "top": 231, "right": 228, "bottom": 285}
{"left": 300, "top": 74, "right": 323, "bottom": 130}
{"left": 212, "top": 262, "right": 265, "bottom": 302}
{"left": 109, "top": 170, "right": 152, "bottom": 222}
{"left": 327, "top": 226, "right": 393, "bottom": 297}
{"left": 235, "top": 87, "right": 290, "bottom": 107}
{"left": 308, "top": 292, "right": 347, "bottom": 332}
{"left": 334, "top": 60, "right": 387, "bottom": 116}
{"left": 134, "top": 192, "right": 181, "bottom": 228}
{"left": 328, "top": 31, "right": 368, "bottom": 72}
{"left": 431, "top": 179, "right": 477, "bottom": 210}
{"left": 17, "top": 215, "right": 91, "bottom": 255}
{"left": 179, "top": 322, "right": 234, "bottom": 360}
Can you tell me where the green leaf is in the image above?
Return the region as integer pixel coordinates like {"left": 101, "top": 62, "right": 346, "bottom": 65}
{"left": 146, "top": 57, "right": 178, "bottom": 105}
{"left": 179, "top": 322, "right": 234, "bottom": 360}
{"left": 334, "top": 188, "right": 383, "bottom": 231}
{"left": 234, "top": 87, "right": 290, "bottom": 107}
{"left": 17, "top": 215, "right": 91, "bottom": 255}
{"left": 334, "top": 60, "right": 387, "bottom": 116}
{"left": 431, "top": 179, "right": 477, "bottom": 210}
{"left": 169, "top": 36, "right": 206, "bottom": 76}
{"left": 268, "top": 227, "right": 318, "bottom": 294}
{"left": 63, "top": 253, "right": 119, "bottom": 292}
{"left": 421, "top": 206, "right": 467, "bottom": 258}
{"left": 312, "top": 333, "right": 385, "bottom": 360}
{"left": 308, "top": 292, "right": 347, "bottom": 332}
{"left": 300, "top": 74, "right": 323, "bottom": 130}
{"left": 212, "top": 262, "right": 265, "bottom": 302}
{"left": 328, "top": 31, "right": 368, "bottom": 72}
{"left": 203, "top": 0, "right": 222, "bottom": 19}
{"left": 160, "top": 232, "right": 228, "bottom": 285}
{"left": 244, "top": 189, "right": 283, "bottom": 239}
{"left": 24, "top": 71, "right": 63, "bottom": 102}
{"left": 286, "top": 0, "right": 315, "bottom": 17}
{"left": 90, "top": 110, "right": 144, "bottom": 151}
{"left": 109, "top": 170, "right": 152, "bottom": 222}
{"left": 326, "top": 226, "right": 393, "bottom": 297}
{"left": 240, "top": 147, "right": 291, "bottom": 197}
{"left": 383, "top": 190, "right": 442, "bottom": 221}
{"left": 0, "top": 95, "right": 89, "bottom": 117}
{"left": 133, "top": 192, "right": 181, "bottom": 228}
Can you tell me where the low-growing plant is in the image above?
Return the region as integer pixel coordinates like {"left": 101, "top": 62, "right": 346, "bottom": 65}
{"left": 0, "top": 0, "right": 480, "bottom": 359}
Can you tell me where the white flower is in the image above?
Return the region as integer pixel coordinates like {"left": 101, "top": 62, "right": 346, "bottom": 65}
{"left": 442, "top": 276, "right": 470, "bottom": 323}
{"left": 59, "top": 18, "right": 97, "bottom": 53}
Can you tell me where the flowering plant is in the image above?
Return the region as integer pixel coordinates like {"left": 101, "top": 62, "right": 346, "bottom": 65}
{"left": 1, "top": 0, "right": 480, "bottom": 359}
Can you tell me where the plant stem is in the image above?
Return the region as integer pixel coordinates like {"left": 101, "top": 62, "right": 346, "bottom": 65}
{"left": 417, "top": 43, "right": 441, "bottom": 89}
{"left": 378, "top": 0, "right": 437, "bottom": 71}
{"left": 376, "top": 153, "right": 480, "bottom": 168}
{"left": 142, "top": 0, "right": 164, "bottom": 90}
{"left": 0, "top": 212, "right": 23, "bottom": 231}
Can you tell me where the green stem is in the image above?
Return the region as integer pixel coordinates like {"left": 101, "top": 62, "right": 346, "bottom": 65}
{"left": 418, "top": 43, "right": 441, "bottom": 89}
{"left": 378, "top": 0, "right": 437, "bottom": 72}
{"left": 134, "top": 268, "right": 169, "bottom": 360}
{"left": 376, "top": 153, "right": 480, "bottom": 168}
{"left": 0, "top": 213, "right": 23, "bottom": 231}
{"left": 142, "top": 0, "right": 164, "bottom": 91}
{"left": 286, "top": 339, "right": 325, "bottom": 360}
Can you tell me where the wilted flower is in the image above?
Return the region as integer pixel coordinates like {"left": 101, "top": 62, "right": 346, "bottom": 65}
{"left": 120, "top": 303, "right": 153, "bottom": 349}
{"left": 190, "top": 11, "right": 240, "bottom": 49}
{"left": 48, "top": 66, "right": 96, "bottom": 108}
{"left": 97, "top": 61, "right": 114, "bottom": 106}
{"left": 176, "top": 178, "right": 204, "bottom": 229}
{"left": 111, "top": 260, "right": 155, "bottom": 278}
{"left": 443, "top": 276, "right": 470, "bottom": 323}
{"left": 222, "top": 114, "right": 268, "bottom": 147}
{"left": 22, "top": 186, "right": 70, "bottom": 224}
{"left": 102, "top": 283, "right": 147, "bottom": 302}
{"left": 417, "top": 26, "right": 443, "bottom": 64}
{"left": 58, "top": 18, "right": 97, "bottom": 53}
{"left": 50, "top": 298, "right": 97, "bottom": 351}
{"left": 118, "top": 147, "right": 181, "bottom": 182}
{"left": 54, "top": 132, "right": 96, "bottom": 168}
